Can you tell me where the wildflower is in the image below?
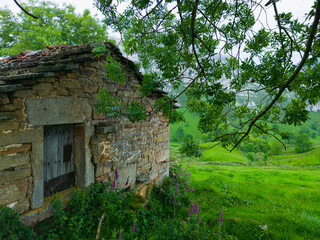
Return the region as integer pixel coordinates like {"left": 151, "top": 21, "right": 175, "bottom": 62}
{"left": 198, "top": 213, "right": 201, "bottom": 224}
{"left": 133, "top": 221, "right": 136, "bottom": 232}
{"left": 120, "top": 231, "right": 122, "bottom": 239}
{"left": 115, "top": 170, "right": 119, "bottom": 180}
{"left": 218, "top": 208, "right": 224, "bottom": 224}
{"left": 172, "top": 178, "right": 175, "bottom": 185}
{"left": 191, "top": 187, "right": 193, "bottom": 192}
{"left": 188, "top": 188, "right": 189, "bottom": 191}
{"left": 196, "top": 205, "right": 199, "bottom": 214}
{"left": 186, "top": 183, "right": 188, "bottom": 188}
{"left": 111, "top": 179, "right": 116, "bottom": 191}
{"left": 170, "top": 190, "right": 172, "bottom": 194}
{"left": 190, "top": 202, "right": 193, "bottom": 215}
{"left": 185, "top": 173, "right": 189, "bottom": 177}
{"left": 174, "top": 195, "right": 177, "bottom": 206}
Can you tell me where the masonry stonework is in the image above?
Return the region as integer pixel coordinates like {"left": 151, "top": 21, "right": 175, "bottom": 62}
{"left": 0, "top": 43, "right": 170, "bottom": 225}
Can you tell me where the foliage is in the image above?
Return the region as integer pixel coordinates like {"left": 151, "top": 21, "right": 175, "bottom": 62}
{"left": 0, "top": 0, "right": 108, "bottom": 56}
{"left": 269, "top": 141, "right": 283, "bottom": 155}
{"left": 180, "top": 137, "right": 202, "bottom": 157}
{"left": 295, "top": 133, "right": 313, "bottom": 153}
{"left": 95, "top": 0, "right": 320, "bottom": 152}
{"left": 0, "top": 205, "right": 37, "bottom": 240}
{"left": 239, "top": 138, "right": 270, "bottom": 154}
{"left": 92, "top": 88, "right": 122, "bottom": 118}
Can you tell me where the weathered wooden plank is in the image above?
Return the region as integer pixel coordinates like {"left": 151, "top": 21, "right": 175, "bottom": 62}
{"left": 43, "top": 124, "right": 75, "bottom": 195}
{"left": 44, "top": 171, "right": 75, "bottom": 197}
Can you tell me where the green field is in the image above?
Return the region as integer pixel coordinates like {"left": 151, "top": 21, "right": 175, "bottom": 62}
{"left": 170, "top": 110, "right": 320, "bottom": 239}
{"left": 271, "top": 145, "right": 320, "bottom": 167}
{"left": 188, "top": 164, "right": 320, "bottom": 239}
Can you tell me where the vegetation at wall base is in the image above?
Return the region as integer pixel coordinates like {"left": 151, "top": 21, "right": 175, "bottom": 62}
{"left": 1, "top": 164, "right": 233, "bottom": 240}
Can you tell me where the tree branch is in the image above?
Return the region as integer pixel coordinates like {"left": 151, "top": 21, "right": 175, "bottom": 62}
{"left": 14, "top": 0, "right": 39, "bottom": 19}
{"left": 230, "top": 0, "right": 320, "bottom": 151}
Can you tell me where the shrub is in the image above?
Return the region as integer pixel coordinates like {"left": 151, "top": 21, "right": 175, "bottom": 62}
{"left": 0, "top": 205, "right": 37, "bottom": 240}
{"left": 295, "top": 133, "right": 313, "bottom": 153}
{"left": 269, "top": 141, "right": 283, "bottom": 155}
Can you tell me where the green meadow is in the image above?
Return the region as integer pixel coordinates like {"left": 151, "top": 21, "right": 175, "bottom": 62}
{"left": 170, "top": 110, "right": 320, "bottom": 239}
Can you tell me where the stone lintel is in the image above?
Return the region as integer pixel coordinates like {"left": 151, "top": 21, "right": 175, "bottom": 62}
{"left": 26, "top": 97, "right": 92, "bottom": 126}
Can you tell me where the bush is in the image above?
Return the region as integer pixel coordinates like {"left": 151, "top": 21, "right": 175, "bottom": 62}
{"left": 175, "top": 126, "right": 185, "bottom": 142}
{"left": 295, "top": 133, "right": 313, "bottom": 153}
{"left": 269, "top": 141, "right": 283, "bottom": 155}
{"left": 0, "top": 205, "right": 37, "bottom": 240}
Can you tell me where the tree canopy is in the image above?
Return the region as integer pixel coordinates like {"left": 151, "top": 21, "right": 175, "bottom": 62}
{"left": 0, "top": 0, "right": 109, "bottom": 56}
{"left": 94, "top": 0, "right": 320, "bottom": 152}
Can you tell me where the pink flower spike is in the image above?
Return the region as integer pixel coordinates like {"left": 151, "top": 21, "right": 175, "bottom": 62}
{"left": 186, "top": 184, "right": 188, "bottom": 188}
{"left": 198, "top": 214, "right": 201, "bottom": 224}
{"left": 174, "top": 195, "right": 177, "bottom": 206}
{"left": 185, "top": 173, "right": 189, "bottom": 177}
{"left": 218, "top": 208, "right": 224, "bottom": 224}
{"left": 178, "top": 185, "right": 180, "bottom": 189}
{"left": 190, "top": 203, "right": 193, "bottom": 215}
{"left": 177, "top": 192, "right": 179, "bottom": 196}
{"left": 172, "top": 178, "right": 175, "bottom": 185}
{"left": 133, "top": 221, "right": 136, "bottom": 232}
{"left": 196, "top": 205, "right": 199, "bottom": 214}
{"left": 125, "top": 177, "right": 130, "bottom": 186}
{"left": 115, "top": 170, "right": 118, "bottom": 180}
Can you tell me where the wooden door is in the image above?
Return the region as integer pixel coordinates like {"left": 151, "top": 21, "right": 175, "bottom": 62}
{"left": 43, "top": 125, "right": 75, "bottom": 197}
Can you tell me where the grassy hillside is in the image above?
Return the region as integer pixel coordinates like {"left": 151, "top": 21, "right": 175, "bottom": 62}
{"left": 188, "top": 163, "right": 320, "bottom": 239}
{"left": 170, "top": 109, "right": 207, "bottom": 142}
{"left": 199, "top": 143, "right": 247, "bottom": 163}
{"left": 270, "top": 144, "right": 320, "bottom": 167}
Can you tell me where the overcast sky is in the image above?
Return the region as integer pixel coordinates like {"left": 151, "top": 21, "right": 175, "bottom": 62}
{"left": 1, "top": 0, "right": 314, "bottom": 20}
{"left": 1, "top": 0, "right": 315, "bottom": 61}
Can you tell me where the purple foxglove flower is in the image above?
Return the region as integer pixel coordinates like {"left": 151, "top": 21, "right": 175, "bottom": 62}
{"left": 177, "top": 192, "right": 179, "bottom": 196}
{"left": 171, "top": 190, "right": 172, "bottom": 194}
{"left": 174, "top": 195, "right": 177, "bottom": 206}
{"left": 172, "top": 178, "right": 175, "bottom": 185}
{"left": 178, "top": 185, "right": 180, "bottom": 189}
{"left": 196, "top": 205, "right": 199, "bottom": 214}
{"left": 125, "top": 177, "right": 130, "bottom": 186}
{"left": 133, "top": 221, "right": 136, "bottom": 232}
{"left": 186, "top": 184, "right": 188, "bottom": 188}
{"left": 190, "top": 203, "right": 193, "bottom": 215}
{"left": 198, "top": 213, "right": 201, "bottom": 224}
{"left": 185, "top": 173, "right": 189, "bottom": 177}
{"left": 218, "top": 208, "right": 224, "bottom": 224}
{"left": 111, "top": 179, "right": 116, "bottom": 190}
{"left": 115, "top": 170, "right": 119, "bottom": 180}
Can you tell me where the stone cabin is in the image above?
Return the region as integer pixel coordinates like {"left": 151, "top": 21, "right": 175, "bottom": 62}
{"left": 0, "top": 42, "right": 170, "bottom": 225}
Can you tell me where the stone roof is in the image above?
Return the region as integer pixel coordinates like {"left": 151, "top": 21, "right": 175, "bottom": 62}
{"left": 0, "top": 42, "right": 144, "bottom": 94}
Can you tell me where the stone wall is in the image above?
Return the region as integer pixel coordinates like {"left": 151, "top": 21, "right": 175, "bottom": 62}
{"left": 0, "top": 43, "right": 170, "bottom": 220}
